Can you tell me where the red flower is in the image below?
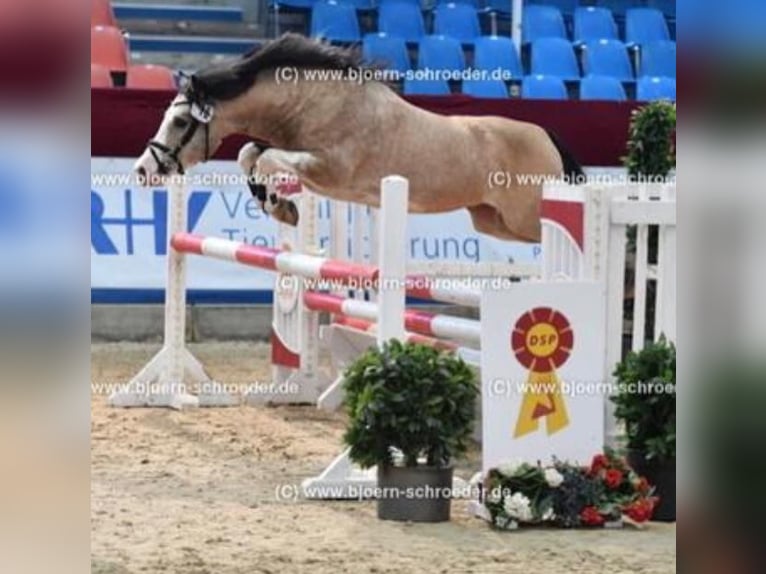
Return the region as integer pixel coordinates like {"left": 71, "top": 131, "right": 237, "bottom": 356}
{"left": 604, "top": 469, "right": 624, "bottom": 489}
{"left": 624, "top": 498, "right": 656, "bottom": 523}
{"left": 636, "top": 477, "right": 651, "bottom": 494}
{"left": 580, "top": 506, "right": 605, "bottom": 526}
{"left": 590, "top": 454, "right": 608, "bottom": 475}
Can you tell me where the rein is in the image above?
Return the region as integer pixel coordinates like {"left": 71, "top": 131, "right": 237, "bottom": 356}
{"left": 147, "top": 99, "right": 210, "bottom": 175}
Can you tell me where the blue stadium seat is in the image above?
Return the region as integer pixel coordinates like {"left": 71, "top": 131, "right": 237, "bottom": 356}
{"left": 646, "top": 0, "right": 676, "bottom": 20}
{"left": 523, "top": 5, "right": 567, "bottom": 43}
{"left": 462, "top": 79, "right": 509, "bottom": 98}
{"left": 378, "top": 1, "right": 426, "bottom": 43}
{"left": 532, "top": 0, "right": 578, "bottom": 17}
{"left": 583, "top": 39, "right": 634, "bottom": 82}
{"left": 637, "top": 76, "right": 676, "bottom": 101}
{"left": 417, "top": 35, "right": 466, "bottom": 71}
{"left": 474, "top": 35, "right": 523, "bottom": 79}
{"left": 436, "top": 0, "right": 480, "bottom": 6}
{"left": 363, "top": 33, "right": 411, "bottom": 72}
{"left": 626, "top": 8, "right": 670, "bottom": 46}
{"left": 310, "top": 0, "right": 360, "bottom": 42}
{"left": 580, "top": 74, "right": 627, "bottom": 100}
{"left": 531, "top": 38, "right": 580, "bottom": 81}
{"left": 270, "top": 0, "right": 316, "bottom": 9}
{"left": 594, "top": 0, "right": 644, "bottom": 18}
{"left": 404, "top": 78, "right": 451, "bottom": 95}
{"left": 486, "top": 0, "right": 512, "bottom": 15}
{"left": 434, "top": 3, "right": 481, "bottom": 44}
{"left": 640, "top": 40, "right": 675, "bottom": 78}
{"left": 521, "top": 74, "right": 568, "bottom": 99}
{"left": 574, "top": 6, "right": 618, "bottom": 45}
{"left": 378, "top": 0, "right": 419, "bottom": 3}
{"left": 346, "top": 0, "right": 376, "bottom": 9}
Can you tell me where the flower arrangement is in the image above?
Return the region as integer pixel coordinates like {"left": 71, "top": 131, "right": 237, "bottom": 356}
{"left": 483, "top": 449, "right": 658, "bottom": 529}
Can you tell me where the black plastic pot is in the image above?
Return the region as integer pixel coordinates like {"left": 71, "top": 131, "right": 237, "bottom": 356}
{"left": 376, "top": 465, "right": 453, "bottom": 522}
{"left": 627, "top": 449, "right": 676, "bottom": 522}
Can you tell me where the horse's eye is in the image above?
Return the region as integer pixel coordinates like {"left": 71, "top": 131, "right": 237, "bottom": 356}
{"left": 172, "top": 117, "right": 189, "bottom": 129}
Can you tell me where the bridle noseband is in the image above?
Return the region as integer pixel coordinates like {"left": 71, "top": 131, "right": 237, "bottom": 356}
{"left": 147, "top": 99, "right": 211, "bottom": 175}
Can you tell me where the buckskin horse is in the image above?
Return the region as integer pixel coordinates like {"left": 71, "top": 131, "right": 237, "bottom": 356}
{"left": 134, "top": 33, "right": 583, "bottom": 242}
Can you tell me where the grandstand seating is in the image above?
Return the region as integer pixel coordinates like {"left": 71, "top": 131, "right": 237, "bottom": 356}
{"left": 531, "top": 38, "right": 580, "bottom": 81}
{"left": 573, "top": 6, "right": 618, "bottom": 45}
{"left": 646, "top": 0, "right": 676, "bottom": 19}
{"left": 537, "top": 0, "right": 578, "bottom": 17}
{"left": 462, "top": 79, "right": 509, "bottom": 98}
{"left": 91, "top": 25, "right": 129, "bottom": 74}
{"left": 580, "top": 74, "right": 627, "bottom": 101}
{"left": 112, "top": 3, "right": 244, "bottom": 22}
{"left": 640, "top": 39, "right": 676, "bottom": 78}
{"left": 310, "top": 0, "right": 361, "bottom": 42}
{"left": 473, "top": 35, "right": 523, "bottom": 79}
{"left": 522, "top": 74, "right": 568, "bottom": 99}
{"left": 440, "top": 0, "right": 481, "bottom": 5}
{"left": 271, "top": 0, "right": 316, "bottom": 9}
{"left": 91, "top": 64, "right": 114, "bottom": 88}
{"left": 625, "top": 7, "right": 670, "bottom": 46}
{"left": 126, "top": 64, "right": 177, "bottom": 90}
{"left": 594, "top": 0, "right": 644, "bottom": 18}
{"left": 378, "top": 2, "right": 426, "bottom": 43}
{"left": 485, "top": 0, "right": 512, "bottom": 15}
{"left": 433, "top": 3, "right": 482, "bottom": 44}
{"left": 418, "top": 35, "right": 466, "bottom": 71}
{"left": 92, "top": 0, "right": 117, "bottom": 27}
{"left": 94, "top": 0, "right": 676, "bottom": 101}
{"left": 523, "top": 4, "right": 567, "bottom": 43}
{"left": 583, "top": 39, "right": 634, "bottom": 82}
{"left": 363, "top": 33, "right": 412, "bottom": 72}
{"left": 636, "top": 75, "right": 675, "bottom": 101}
{"left": 404, "top": 78, "right": 452, "bottom": 95}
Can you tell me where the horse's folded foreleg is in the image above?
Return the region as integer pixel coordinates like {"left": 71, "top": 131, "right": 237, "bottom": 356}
{"left": 237, "top": 144, "right": 303, "bottom": 226}
{"left": 237, "top": 141, "right": 268, "bottom": 203}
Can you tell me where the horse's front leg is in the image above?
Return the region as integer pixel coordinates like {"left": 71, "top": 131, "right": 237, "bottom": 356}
{"left": 237, "top": 143, "right": 300, "bottom": 226}
{"left": 255, "top": 148, "right": 325, "bottom": 226}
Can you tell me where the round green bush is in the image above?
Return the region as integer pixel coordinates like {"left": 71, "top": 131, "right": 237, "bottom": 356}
{"left": 343, "top": 340, "right": 478, "bottom": 468}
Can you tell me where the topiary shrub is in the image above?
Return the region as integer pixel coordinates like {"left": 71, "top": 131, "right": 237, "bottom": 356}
{"left": 343, "top": 339, "right": 478, "bottom": 469}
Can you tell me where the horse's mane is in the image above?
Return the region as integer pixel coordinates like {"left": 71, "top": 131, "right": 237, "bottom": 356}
{"left": 189, "top": 33, "right": 365, "bottom": 102}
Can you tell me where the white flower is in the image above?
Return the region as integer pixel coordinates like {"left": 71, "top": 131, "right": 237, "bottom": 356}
{"left": 543, "top": 467, "right": 564, "bottom": 488}
{"left": 497, "top": 458, "right": 524, "bottom": 477}
{"left": 502, "top": 492, "right": 533, "bottom": 523}
{"left": 485, "top": 487, "right": 503, "bottom": 504}
{"left": 541, "top": 507, "right": 556, "bottom": 521}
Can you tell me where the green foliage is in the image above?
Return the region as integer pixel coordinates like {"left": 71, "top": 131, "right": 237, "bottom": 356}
{"left": 549, "top": 464, "right": 605, "bottom": 527}
{"left": 623, "top": 101, "right": 676, "bottom": 179}
{"left": 611, "top": 337, "right": 676, "bottom": 462}
{"left": 343, "top": 340, "right": 478, "bottom": 469}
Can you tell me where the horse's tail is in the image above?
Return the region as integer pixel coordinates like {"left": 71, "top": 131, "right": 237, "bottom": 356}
{"left": 545, "top": 128, "right": 585, "bottom": 185}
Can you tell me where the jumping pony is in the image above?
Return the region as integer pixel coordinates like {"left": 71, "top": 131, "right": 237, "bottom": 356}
{"left": 134, "top": 33, "right": 583, "bottom": 242}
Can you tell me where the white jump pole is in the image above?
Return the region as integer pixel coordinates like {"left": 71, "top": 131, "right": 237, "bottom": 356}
{"left": 303, "top": 175, "right": 410, "bottom": 499}
{"left": 376, "top": 175, "right": 409, "bottom": 343}
{"left": 511, "top": 0, "right": 523, "bottom": 53}
{"left": 110, "top": 180, "right": 237, "bottom": 409}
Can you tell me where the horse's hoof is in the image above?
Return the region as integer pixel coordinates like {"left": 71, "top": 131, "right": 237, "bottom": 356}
{"left": 276, "top": 201, "right": 299, "bottom": 226}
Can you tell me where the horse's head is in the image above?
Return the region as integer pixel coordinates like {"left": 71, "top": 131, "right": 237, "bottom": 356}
{"left": 134, "top": 75, "right": 229, "bottom": 185}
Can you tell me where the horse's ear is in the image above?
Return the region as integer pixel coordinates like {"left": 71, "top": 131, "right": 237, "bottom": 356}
{"left": 188, "top": 74, "right": 200, "bottom": 94}
{"left": 184, "top": 74, "right": 208, "bottom": 99}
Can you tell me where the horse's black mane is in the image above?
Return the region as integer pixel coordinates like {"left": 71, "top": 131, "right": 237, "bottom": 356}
{"left": 188, "top": 33, "right": 364, "bottom": 102}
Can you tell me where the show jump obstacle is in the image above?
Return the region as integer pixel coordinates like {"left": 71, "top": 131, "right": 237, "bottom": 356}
{"left": 110, "top": 174, "right": 676, "bottom": 499}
